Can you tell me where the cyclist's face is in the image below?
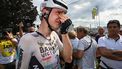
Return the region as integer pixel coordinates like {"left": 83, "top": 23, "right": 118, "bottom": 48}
{"left": 48, "top": 8, "right": 66, "bottom": 30}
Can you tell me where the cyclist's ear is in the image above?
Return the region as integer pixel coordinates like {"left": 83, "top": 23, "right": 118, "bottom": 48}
{"left": 43, "top": 13, "right": 48, "bottom": 18}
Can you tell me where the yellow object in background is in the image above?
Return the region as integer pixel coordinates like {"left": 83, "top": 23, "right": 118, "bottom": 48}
{"left": 0, "top": 40, "right": 15, "bottom": 57}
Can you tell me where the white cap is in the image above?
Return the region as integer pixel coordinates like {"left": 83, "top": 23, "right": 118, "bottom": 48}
{"left": 41, "top": 0, "right": 68, "bottom": 13}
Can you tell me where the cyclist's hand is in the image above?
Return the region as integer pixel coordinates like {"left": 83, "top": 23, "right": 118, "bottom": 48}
{"left": 59, "top": 14, "right": 72, "bottom": 34}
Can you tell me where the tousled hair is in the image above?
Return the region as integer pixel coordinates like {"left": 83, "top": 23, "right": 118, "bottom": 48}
{"left": 107, "top": 20, "right": 120, "bottom": 28}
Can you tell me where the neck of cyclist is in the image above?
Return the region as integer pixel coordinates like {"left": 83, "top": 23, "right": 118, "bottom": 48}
{"left": 38, "top": 19, "right": 52, "bottom": 37}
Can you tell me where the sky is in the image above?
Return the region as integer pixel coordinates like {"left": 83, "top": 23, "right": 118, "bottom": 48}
{"left": 32, "top": 0, "right": 122, "bottom": 28}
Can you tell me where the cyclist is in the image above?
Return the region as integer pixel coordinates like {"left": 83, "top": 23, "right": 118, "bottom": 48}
{"left": 16, "top": 0, "right": 73, "bottom": 69}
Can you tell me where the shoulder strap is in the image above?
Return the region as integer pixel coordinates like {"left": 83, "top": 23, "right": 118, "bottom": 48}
{"left": 101, "top": 61, "right": 112, "bottom": 69}
{"left": 84, "top": 37, "right": 93, "bottom": 51}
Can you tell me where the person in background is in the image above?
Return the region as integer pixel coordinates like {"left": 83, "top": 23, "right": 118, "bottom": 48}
{"left": 98, "top": 20, "right": 122, "bottom": 69}
{"left": 0, "top": 29, "right": 18, "bottom": 69}
{"left": 95, "top": 27, "right": 105, "bottom": 43}
{"left": 65, "top": 30, "right": 79, "bottom": 69}
{"left": 15, "top": 22, "right": 25, "bottom": 42}
{"left": 119, "top": 28, "right": 122, "bottom": 35}
{"left": 74, "top": 26, "right": 98, "bottom": 69}
{"left": 27, "top": 25, "right": 35, "bottom": 33}
{"left": 95, "top": 27, "right": 105, "bottom": 69}
{"left": 15, "top": 22, "right": 35, "bottom": 42}
{"left": 16, "top": 0, "right": 73, "bottom": 69}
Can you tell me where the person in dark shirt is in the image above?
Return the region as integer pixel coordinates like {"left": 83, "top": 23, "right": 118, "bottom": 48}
{"left": 95, "top": 27, "right": 105, "bottom": 43}
{"left": 95, "top": 27, "right": 105, "bottom": 69}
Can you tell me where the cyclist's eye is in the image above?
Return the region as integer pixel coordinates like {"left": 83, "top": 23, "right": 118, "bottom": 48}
{"left": 58, "top": 11, "right": 65, "bottom": 14}
{"left": 58, "top": 11, "right": 62, "bottom": 14}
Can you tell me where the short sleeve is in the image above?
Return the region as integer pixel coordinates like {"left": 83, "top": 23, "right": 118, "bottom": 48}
{"left": 16, "top": 34, "right": 35, "bottom": 69}
{"left": 77, "top": 39, "right": 85, "bottom": 50}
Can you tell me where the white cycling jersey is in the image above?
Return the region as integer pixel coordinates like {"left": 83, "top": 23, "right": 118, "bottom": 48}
{"left": 16, "top": 31, "right": 63, "bottom": 69}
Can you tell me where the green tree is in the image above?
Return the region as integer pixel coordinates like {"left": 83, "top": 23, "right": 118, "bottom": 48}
{"left": 0, "top": 0, "right": 38, "bottom": 31}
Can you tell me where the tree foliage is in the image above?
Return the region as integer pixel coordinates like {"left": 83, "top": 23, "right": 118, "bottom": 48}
{"left": 0, "top": 0, "right": 38, "bottom": 30}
